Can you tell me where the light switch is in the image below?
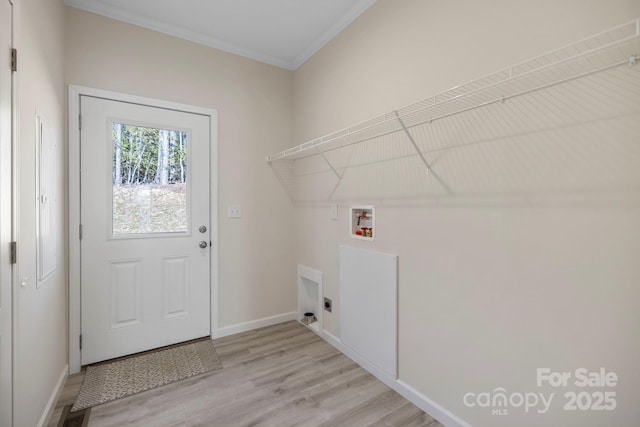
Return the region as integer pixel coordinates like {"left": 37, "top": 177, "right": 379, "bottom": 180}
{"left": 330, "top": 204, "right": 338, "bottom": 220}
{"left": 227, "top": 205, "right": 241, "bottom": 218}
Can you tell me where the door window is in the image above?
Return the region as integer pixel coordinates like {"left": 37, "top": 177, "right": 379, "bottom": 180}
{"left": 111, "top": 123, "right": 189, "bottom": 235}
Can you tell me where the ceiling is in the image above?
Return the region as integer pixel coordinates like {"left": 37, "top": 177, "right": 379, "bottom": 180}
{"left": 64, "top": 0, "right": 377, "bottom": 70}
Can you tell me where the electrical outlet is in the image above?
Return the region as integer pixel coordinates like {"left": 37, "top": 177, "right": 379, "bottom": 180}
{"left": 324, "top": 297, "right": 332, "bottom": 313}
{"left": 227, "top": 205, "right": 241, "bottom": 218}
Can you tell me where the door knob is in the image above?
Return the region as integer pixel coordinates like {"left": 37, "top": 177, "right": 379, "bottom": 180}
{"left": 199, "top": 241, "right": 208, "bottom": 249}
{"left": 199, "top": 225, "right": 207, "bottom": 233}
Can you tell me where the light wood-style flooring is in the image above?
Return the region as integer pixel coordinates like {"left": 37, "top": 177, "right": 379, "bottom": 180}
{"left": 49, "top": 321, "right": 443, "bottom": 427}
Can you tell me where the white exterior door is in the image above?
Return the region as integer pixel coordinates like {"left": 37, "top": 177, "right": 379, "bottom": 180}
{"left": 0, "top": 0, "right": 13, "bottom": 424}
{"left": 80, "top": 96, "right": 211, "bottom": 365}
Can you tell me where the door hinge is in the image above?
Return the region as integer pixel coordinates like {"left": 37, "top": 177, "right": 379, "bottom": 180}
{"left": 10, "top": 48, "right": 17, "bottom": 72}
{"left": 78, "top": 114, "right": 82, "bottom": 130}
{"left": 79, "top": 224, "right": 83, "bottom": 240}
{"left": 79, "top": 334, "right": 83, "bottom": 350}
{"left": 10, "top": 241, "right": 16, "bottom": 264}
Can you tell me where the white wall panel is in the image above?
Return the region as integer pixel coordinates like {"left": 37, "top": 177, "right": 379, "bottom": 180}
{"left": 36, "top": 116, "right": 57, "bottom": 284}
{"left": 340, "top": 245, "right": 397, "bottom": 378}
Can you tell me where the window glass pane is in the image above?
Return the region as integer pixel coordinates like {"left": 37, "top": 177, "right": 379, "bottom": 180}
{"left": 112, "top": 123, "right": 188, "bottom": 235}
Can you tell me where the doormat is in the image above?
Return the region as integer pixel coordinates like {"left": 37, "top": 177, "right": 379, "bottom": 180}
{"left": 72, "top": 340, "right": 223, "bottom": 412}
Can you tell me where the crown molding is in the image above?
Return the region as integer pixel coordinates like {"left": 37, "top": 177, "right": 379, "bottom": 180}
{"left": 65, "top": 0, "right": 377, "bottom": 71}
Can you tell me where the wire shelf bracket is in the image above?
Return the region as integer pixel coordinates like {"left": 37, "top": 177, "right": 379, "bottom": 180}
{"left": 393, "top": 111, "right": 454, "bottom": 195}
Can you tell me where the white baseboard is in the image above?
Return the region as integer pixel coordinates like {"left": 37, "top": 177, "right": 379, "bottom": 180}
{"left": 216, "top": 312, "right": 297, "bottom": 338}
{"left": 322, "top": 330, "right": 472, "bottom": 427}
{"left": 38, "top": 364, "right": 68, "bottom": 427}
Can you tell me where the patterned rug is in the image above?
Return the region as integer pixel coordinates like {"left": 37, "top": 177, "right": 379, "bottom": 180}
{"left": 72, "top": 340, "right": 223, "bottom": 412}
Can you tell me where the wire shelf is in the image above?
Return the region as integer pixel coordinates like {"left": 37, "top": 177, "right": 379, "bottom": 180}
{"left": 268, "top": 19, "right": 640, "bottom": 202}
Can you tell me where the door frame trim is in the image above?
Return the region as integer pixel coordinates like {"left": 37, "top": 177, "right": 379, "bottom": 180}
{"left": 68, "top": 85, "right": 219, "bottom": 374}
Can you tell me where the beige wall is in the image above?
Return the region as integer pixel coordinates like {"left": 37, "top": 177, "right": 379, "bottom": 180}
{"left": 14, "top": 2, "right": 640, "bottom": 425}
{"left": 293, "top": 1, "right": 640, "bottom": 426}
{"left": 65, "top": 7, "right": 296, "bottom": 330}
{"left": 15, "top": 0, "right": 67, "bottom": 426}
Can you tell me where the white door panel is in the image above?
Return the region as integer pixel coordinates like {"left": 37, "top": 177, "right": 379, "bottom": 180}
{"left": 80, "top": 96, "right": 211, "bottom": 365}
{"left": 0, "top": 0, "right": 13, "bottom": 424}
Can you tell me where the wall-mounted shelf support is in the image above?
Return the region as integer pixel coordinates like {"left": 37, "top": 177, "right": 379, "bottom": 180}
{"left": 393, "top": 111, "right": 453, "bottom": 195}
{"left": 319, "top": 149, "right": 343, "bottom": 180}
{"left": 319, "top": 148, "right": 345, "bottom": 200}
